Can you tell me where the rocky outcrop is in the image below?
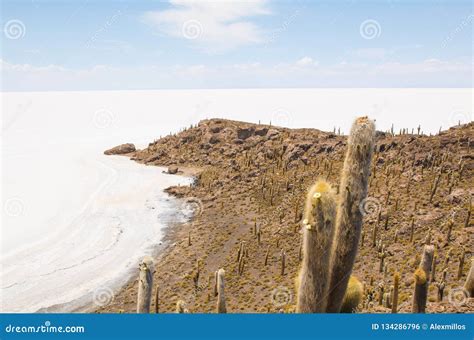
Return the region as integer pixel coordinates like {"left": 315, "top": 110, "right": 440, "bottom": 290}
{"left": 104, "top": 143, "right": 136, "bottom": 155}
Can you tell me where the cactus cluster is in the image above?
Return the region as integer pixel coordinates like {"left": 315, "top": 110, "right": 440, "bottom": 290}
{"left": 297, "top": 117, "right": 376, "bottom": 313}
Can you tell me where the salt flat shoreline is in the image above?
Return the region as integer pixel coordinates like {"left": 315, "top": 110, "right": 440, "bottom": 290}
{"left": 1, "top": 155, "right": 192, "bottom": 313}
{"left": 92, "top": 162, "right": 202, "bottom": 313}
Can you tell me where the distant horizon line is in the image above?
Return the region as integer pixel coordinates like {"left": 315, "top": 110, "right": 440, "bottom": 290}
{"left": 2, "top": 87, "right": 473, "bottom": 94}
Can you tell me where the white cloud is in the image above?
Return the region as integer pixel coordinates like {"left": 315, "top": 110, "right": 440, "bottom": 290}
{"left": 295, "top": 57, "right": 319, "bottom": 67}
{"left": 1, "top": 58, "right": 472, "bottom": 91}
{"left": 142, "top": 0, "right": 271, "bottom": 52}
{"left": 352, "top": 48, "right": 389, "bottom": 60}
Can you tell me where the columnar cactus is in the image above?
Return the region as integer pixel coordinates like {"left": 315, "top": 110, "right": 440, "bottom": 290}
{"left": 412, "top": 245, "right": 434, "bottom": 313}
{"left": 154, "top": 285, "right": 159, "bottom": 313}
{"left": 391, "top": 272, "right": 399, "bottom": 313}
{"left": 296, "top": 180, "right": 336, "bottom": 312}
{"left": 465, "top": 259, "right": 474, "bottom": 297}
{"left": 457, "top": 249, "right": 465, "bottom": 280}
{"left": 280, "top": 250, "right": 286, "bottom": 276}
{"left": 216, "top": 269, "right": 227, "bottom": 313}
{"left": 137, "top": 256, "right": 154, "bottom": 313}
{"left": 412, "top": 268, "right": 428, "bottom": 313}
{"left": 326, "top": 117, "right": 376, "bottom": 313}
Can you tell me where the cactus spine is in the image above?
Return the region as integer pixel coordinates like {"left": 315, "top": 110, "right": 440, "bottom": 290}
{"left": 137, "top": 256, "right": 154, "bottom": 313}
{"left": 326, "top": 117, "right": 375, "bottom": 313}
{"left": 216, "top": 269, "right": 227, "bottom": 313}
{"left": 296, "top": 180, "right": 336, "bottom": 312}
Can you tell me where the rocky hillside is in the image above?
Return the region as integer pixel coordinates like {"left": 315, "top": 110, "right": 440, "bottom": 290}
{"left": 103, "top": 118, "right": 473, "bottom": 313}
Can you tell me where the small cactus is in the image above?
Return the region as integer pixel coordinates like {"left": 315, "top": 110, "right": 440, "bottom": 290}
{"left": 457, "top": 249, "right": 465, "bottom": 280}
{"left": 264, "top": 245, "right": 270, "bottom": 266}
{"left": 154, "top": 285, "right": 159, "bottom": 313}
{"left": 436, "top": 281, "right": 445, "bottom": 301}
{"left": 391, "top": 272, "right": 399, "bottom": 313}
{"left": 465, "top": 197, "right": 472, "bottom": 228}
{"left": 429, "top": 172, "right": 441, "bottom": 203}
{"left": 280, "top": 250, "right": 286, "bottom": 276}
{"left": 216, "top": 269, "right": 227, "bottom": 313}
{"left": 464, "top": 259, "right": 474, "bottom": 297}
{"left": 137, "top": 256, "right": 154, "bottom": 313}
{"left": 410, "top": 217, "right": 415, "bottom": 243}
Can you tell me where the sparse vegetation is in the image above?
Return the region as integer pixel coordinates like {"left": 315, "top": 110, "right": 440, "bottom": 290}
{"left": 99, "top": 118, "right": 473, "bottom": 314}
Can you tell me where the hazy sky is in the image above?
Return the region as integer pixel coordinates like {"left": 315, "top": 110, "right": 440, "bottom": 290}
{"left": 1, "top": 0, "right": 473, "bottom": 91}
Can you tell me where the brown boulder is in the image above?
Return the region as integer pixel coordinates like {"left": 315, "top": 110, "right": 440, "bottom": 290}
{"left": 104, "top": 143, "right": 136, "bottom": 155}
{"left": 237, "top": 127, "right": 255, "bottom": 140}
{"left": 167, "top": 165, "right": 179, "bottom": 174}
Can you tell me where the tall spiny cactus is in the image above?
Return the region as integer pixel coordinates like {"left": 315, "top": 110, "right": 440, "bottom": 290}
{"left": 326, "top": 117, "right": 376, "bottom": 313}
{"left": 296, "top": 180, "right": 336, "bottom": 312}
{"left": 137, "top": 256, "right": 154, "bottom": 313}
{"left": 412, "top": 245, "right": 434, "bottom": 313}
{"left": 216, "top": 269, "right": 227, "bottom": 313}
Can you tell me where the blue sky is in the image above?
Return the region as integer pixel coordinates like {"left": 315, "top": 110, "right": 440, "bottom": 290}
{"left": 1, "top": 0, "right": 472, "bottom": 90}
